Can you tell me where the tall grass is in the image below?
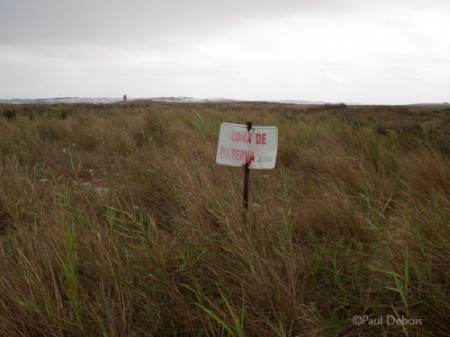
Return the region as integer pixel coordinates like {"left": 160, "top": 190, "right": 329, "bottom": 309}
{"left": 0, "top": 102, "right": 449, "bottom": 336}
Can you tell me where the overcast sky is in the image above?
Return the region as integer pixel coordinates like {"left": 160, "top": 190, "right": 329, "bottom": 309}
{"left": 1, "top": 0, "right": 449, "bottom": 104}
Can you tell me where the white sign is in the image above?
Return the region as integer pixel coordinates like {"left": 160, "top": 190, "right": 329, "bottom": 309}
{"left": 216, "top": 123, "right": 278, "bottom": 169}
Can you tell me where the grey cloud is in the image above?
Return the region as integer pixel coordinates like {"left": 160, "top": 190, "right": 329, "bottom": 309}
{"left": 1, "top": 0, "right": 449, "bottom": 102}
{"left": 2, "top": 0, "right": 449, "bottom": 48}
{"left": 1, "top": 0, "right": 348, "bottom": 47}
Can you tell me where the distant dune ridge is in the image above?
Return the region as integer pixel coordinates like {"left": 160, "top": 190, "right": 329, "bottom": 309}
{"left": 2, "top": 96, "right": 449, "bottom": 106}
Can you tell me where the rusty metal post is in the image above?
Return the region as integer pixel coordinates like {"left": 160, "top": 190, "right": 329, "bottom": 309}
{"left": 243, "top": 122, "right": 252, "bottom": 219}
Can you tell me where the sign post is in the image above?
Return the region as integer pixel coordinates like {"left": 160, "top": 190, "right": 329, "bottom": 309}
{"left": 216, "top": 122, "right": 278, "bottom": 219}
{"left": 243, "top": 122, "right": 252, "bottom": 214}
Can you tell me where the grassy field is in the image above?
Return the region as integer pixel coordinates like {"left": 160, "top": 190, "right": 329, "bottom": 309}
{"left": 0, "top": 102, "right": 449, "bottom": 336}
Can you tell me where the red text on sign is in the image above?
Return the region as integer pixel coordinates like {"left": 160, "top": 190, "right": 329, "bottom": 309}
{"left": 231, "top": 131, "right": 267, "bottom": 145}
{"left": 231, "top": 131, "right": 251, "bottom": 144}
{"left": 256, "top": 133, "right": 266, "bottom": 145}
{"left": 220, "top": 146, "right": 254, "bottom": 163}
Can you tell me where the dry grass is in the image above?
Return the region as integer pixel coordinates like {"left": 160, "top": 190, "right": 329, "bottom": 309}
{"left": 0, "top": 102, "right": 449, "bottom": 336}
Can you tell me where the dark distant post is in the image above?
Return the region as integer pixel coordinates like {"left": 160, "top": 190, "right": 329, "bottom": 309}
{"left": 243, "top": 121, "right": 252, "bottom": 220}
{"left": 123, "top": 94, "right": 127, "bottom": 102}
